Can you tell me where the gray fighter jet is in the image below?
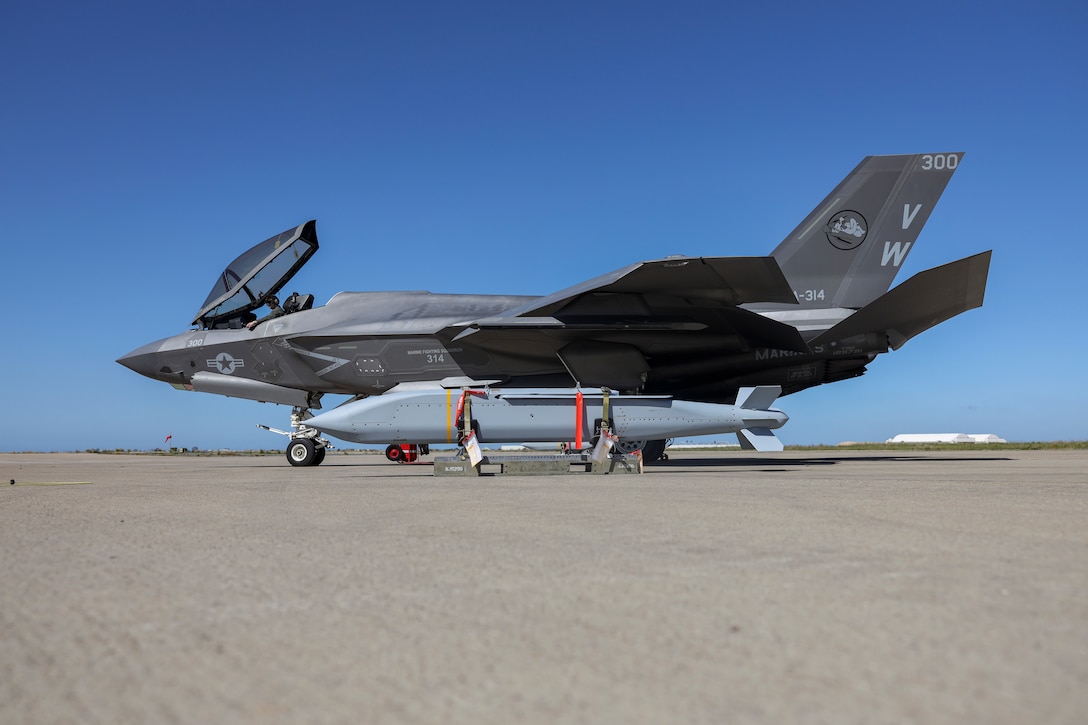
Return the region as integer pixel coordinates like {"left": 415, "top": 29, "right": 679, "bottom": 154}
{"left": 118, "top": 153, "right": 991, "bottom": 465}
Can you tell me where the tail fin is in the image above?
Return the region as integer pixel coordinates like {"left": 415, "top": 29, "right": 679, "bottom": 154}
{"left": 771, "top": 153, "right": 963, "bottom": 309}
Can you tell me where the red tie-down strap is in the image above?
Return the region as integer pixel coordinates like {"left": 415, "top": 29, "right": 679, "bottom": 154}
{"left": 454, "top": 390, "right": 488, "bottom": 439}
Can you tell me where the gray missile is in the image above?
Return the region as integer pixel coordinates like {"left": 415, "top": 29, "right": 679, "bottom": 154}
{"left": 305, "top": 386, "right": 788, "bottom": 450}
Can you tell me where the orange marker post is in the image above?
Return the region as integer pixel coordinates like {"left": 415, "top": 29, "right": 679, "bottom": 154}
{"left": 574, "top": 390, "right": 584, "bottom": 450}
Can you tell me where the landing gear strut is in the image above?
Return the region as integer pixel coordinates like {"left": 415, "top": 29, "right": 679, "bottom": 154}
{"left": 258, "top": 406, "right": 332, "bottom": 467}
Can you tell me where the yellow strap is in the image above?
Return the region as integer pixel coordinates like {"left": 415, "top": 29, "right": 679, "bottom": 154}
{"left": 463, "top": 391, "right": 472, "bottom": 440}
{"left": 446, "top": 388, "right": 453, "bottom": 443}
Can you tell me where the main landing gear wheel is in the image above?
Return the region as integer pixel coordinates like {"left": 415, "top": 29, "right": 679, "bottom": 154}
{"left": 287, "top": 438, "right": 325, "bottom": 467}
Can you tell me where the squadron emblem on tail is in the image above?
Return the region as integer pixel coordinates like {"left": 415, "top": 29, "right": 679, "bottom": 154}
{"left": 826, "top": 211, "right": 868, "bottom": 250}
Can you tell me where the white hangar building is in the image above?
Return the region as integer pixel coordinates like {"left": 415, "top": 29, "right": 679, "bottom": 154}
{"left": 886, "top": 433, "right": 1008, "bottom": 444}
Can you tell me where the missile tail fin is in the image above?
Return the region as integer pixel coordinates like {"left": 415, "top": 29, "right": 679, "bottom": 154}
{"left": 737, "top": 428, "right": 784, "bottom": 452}
{"left": 736, "top": 385, "right": 782, "bottom": 410}
{"left": 736, "top": 386, "right": 787, "bottom": 451}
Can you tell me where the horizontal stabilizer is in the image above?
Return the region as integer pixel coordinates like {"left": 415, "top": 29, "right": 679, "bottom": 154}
{"left": 809, "top": 251, "right": 991, "bottom": 350}
{"left": 737, "top": 428, "right": 784, "bottom": 452}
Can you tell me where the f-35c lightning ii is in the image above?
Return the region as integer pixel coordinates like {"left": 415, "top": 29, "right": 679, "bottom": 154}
{"left": 118, "top": 153, "right": 991, "bottom": 465}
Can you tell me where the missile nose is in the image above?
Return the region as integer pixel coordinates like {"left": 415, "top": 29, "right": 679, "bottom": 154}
{"left": 741, "top": 408, "right": 789, "bottom": 431}
{"left": 305, "top": 407, "right": 352, "bottom": 437}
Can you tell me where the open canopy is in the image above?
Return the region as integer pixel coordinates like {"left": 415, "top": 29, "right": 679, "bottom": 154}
{"left": 193, "top": 220, "right": 319, "bottom": 328}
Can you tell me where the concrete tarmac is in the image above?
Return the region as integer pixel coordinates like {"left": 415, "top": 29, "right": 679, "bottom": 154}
{"left": 2, "top": 450, "right": 1085, "bottom": 723}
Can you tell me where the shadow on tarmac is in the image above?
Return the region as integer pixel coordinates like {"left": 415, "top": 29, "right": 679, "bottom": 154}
{"left": 648, "top": 454, "right": 1014, "bottom": 468}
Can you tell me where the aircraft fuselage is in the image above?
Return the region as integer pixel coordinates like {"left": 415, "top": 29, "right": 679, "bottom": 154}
{"left": 119, "top": 288, "right": 885, "bottom": 408}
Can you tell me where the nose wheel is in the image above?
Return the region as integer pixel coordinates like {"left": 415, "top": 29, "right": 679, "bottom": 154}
{"left": 286, "top": 438, "right": 327, "bottom": 467}
{"left": 258, "top": 405, "right": 332, "bottom": 467}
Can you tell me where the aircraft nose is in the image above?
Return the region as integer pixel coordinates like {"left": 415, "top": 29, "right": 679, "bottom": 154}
{"left": 117, "top": 346, "right": 159, "bottom": 379}
{"left": 117, "top": 339, "right": 181, "bottom": 382}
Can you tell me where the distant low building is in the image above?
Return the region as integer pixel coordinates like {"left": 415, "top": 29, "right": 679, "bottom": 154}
{"left": 886, "top": 433, "right": 1007, "bottom": 444}
{"left": 964, "top": 434, "right": 1007, "bottom": 443}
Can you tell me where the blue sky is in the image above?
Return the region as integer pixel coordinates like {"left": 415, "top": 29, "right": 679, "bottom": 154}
{"left": 3, "top": 1, "right": 1086, "bottom": 451}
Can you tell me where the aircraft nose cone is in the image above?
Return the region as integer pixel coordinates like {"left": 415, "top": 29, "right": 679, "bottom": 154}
{"left": 117, "top": 339, "right": 180, "bottom": 382}
{"left": 117, "top": 349, "right": 155, "bottom": 377}
{"left": 116, "top": 349, "right": 153, "bottom": 376}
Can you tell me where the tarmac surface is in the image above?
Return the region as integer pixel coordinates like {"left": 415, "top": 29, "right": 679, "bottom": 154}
{"left": 2, "top": 449, "right": 1086, "bottom": 724}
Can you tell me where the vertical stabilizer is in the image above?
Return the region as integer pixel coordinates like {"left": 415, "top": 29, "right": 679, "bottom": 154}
{"left": 770, "top": 153, "right": 963, "bottom": 309}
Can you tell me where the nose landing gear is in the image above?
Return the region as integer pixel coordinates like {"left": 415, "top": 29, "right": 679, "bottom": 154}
{"left": 287, "top": 438, "right": 327, "bottom": 467}
{"left": 258, "top": 406, "right": 333, "bottom": 467}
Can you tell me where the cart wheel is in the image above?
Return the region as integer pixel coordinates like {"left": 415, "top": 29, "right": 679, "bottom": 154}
{"left": 641, "top": 439, "right": 667, "bottom": 463}
{"left": 614, "top": 439, "right": 646, "bottom": 455}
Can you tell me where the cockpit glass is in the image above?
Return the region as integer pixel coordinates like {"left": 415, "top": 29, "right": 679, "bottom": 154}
{"left": 193, "top": 221, "right": 318, "bottom": 327}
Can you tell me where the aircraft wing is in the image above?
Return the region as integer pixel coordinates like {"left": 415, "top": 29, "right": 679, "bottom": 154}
{"left": 441, "top": 256, "right": 809, "bottom": 389}
{"left": 449, "top": 256, "right": 807, "bottom": 350}
{"left": 808, "top": 251, "right": 991, "bottom": 350}
{"left": 497, "top": 256, "right": 800, "bottom": 316}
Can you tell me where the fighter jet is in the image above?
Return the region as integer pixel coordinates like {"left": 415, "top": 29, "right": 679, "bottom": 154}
{"left": 118, "top": 152, "right": 991, "bottom": 465}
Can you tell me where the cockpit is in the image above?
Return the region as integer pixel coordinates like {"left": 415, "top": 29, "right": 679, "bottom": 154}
{"left": 193, "top": 220, "right": 319, "bottom": 329}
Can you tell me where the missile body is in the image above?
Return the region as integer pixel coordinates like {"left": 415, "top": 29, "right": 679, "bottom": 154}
{"left": 305, "top": 387, "right": 787, "bottom": 446}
